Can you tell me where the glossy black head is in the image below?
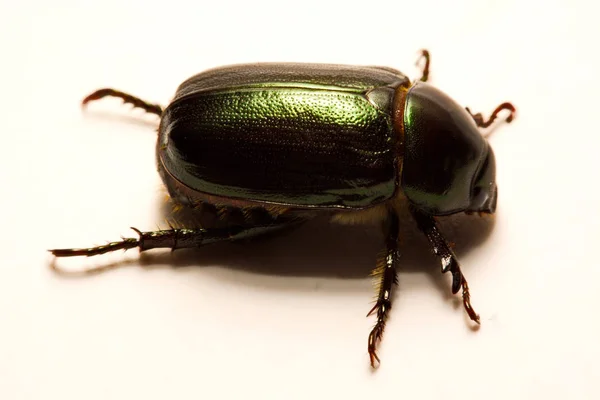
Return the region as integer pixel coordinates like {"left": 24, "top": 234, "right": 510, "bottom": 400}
{"left": 401, "top": 82, "right": 497, "bottom": 216}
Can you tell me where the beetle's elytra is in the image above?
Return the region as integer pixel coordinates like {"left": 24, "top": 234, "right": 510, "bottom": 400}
{"left": 50, "top": 50, "right": 516, "bottom": 367}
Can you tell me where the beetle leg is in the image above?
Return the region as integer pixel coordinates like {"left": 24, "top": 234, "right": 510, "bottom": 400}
{"left": 409, "top": 207, "right": 480, "bottom": 324}
{"left": 49, "top": 223, "right": 290, "bottom": 258}
{"left": 466, "top": 102, "right": 516, "bottom": 128}
{"left": 367, "top": 210, "right": 400, "bottom": 368}
{"left": 415, "top": 49, "right": 431, "bottom": 82}
{"left": 82, "top": 88, "right": 163, "bottom": 116}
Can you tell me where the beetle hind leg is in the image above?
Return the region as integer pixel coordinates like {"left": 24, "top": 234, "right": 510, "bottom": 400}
{"left": 366, "top": 210, "right": 400, "bottom": 368}
{"left": 82, "top": 88, "right": 163, "bottom": 116}
{"left": 50, "top": 226, "right": 234, "bottom": 258}
{"left": 409, "top": 207, "right": 480, "bottom": 323}
{"left": 49, "top": 221, "right": 298, "bottom": 259}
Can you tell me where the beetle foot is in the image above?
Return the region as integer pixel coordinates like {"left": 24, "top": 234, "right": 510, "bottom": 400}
{"left": 82, "top": 88, "right": 163, "bottom": 116}
{"left": 460, "top": 277, "right": 480, "bottom": 324}
{"left": 367, "top": 322, "right": 384, "bottom": 368}
{"left": 448, "top": 262, "right": 480, "bottom": 323}
{"left": 466, "top": 102, "right": 516, "bottom": 129}
{"left": 366, "top": 298, "right": 392, "bottom": 368}
{"left": 49, "top": 237, "right": 140, "bottom": 257}
{"left": 416, "top": 49, "right": 431, "bottom": 82}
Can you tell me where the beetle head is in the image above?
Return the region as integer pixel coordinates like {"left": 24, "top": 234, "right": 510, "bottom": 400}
{"left": 401, "top": 82, "right": 497, "bottom": 216}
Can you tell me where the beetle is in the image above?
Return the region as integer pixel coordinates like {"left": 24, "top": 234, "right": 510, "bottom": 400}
{"left": 50, "top": 50, "right": 515, "bottom": 367}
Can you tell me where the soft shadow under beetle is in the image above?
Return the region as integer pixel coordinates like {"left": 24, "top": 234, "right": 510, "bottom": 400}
{"left": 50, "top": 50, "right": 516, "bottom": 367}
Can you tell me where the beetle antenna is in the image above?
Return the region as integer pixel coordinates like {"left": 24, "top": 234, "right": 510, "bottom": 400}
{"left": 82, "top": 88, "right": 163, "bottom": 116}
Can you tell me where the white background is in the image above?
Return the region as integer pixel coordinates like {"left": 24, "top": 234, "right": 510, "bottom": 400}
{"left": 1, "top": 1, "right": 599, "bottom": 399}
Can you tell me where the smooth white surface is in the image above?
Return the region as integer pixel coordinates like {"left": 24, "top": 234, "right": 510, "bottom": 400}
{"left": 1, "top": 1, "right": 599, "bottom": 399}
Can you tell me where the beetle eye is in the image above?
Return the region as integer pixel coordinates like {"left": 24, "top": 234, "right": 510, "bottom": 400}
{"left": 470, "top": 184, "right": 496, "bottom": 213}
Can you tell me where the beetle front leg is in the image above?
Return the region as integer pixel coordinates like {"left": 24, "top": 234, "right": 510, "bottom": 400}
{"left": 416, "top": 49, "right": 431, "bottom": 82}
{"left": 409, "top": 207, "right": 480, "bottom": 324}
{"left": 466, "top": 102, "right": 516, "bottom": 128}
{"left": 82, "top": 88, "right": 163, "bottom": 116}
{"left": 367, "top": 210, "right": 400, "bottom": 368}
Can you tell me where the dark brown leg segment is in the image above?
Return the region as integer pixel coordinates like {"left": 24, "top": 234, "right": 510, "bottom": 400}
{"left": 82, "top": 88, "right": 163, "bottom": 116}
{"left": 367, "top": 210, "right": 400, "bottom": 368}
{"left": 49, "top": 222, "right": 297, "bottom": 258}
{"left": 409, "top": 207, "right": 480, "bottom": 324}
{"left": 466, "top": 102, "right": 516, "bottom": 128}
{"left": 416, "top": 49, "right": 431, "bottom": 82}
{"left": 50, "top": 227, "right": 237, "bottom": 257}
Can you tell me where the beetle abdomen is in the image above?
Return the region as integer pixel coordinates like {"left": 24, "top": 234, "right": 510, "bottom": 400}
{"left": 158, "top": 63, "right": 409, "bottom": 209}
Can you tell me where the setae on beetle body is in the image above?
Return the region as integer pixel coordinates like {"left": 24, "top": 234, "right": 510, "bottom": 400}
{"left": 50, "top": 51, "right": 515, "bottom": 367}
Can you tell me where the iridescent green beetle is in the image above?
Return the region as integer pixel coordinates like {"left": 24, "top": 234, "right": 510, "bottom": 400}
{"left": 50, "top": 50, "right": 515, "bottom": 367}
